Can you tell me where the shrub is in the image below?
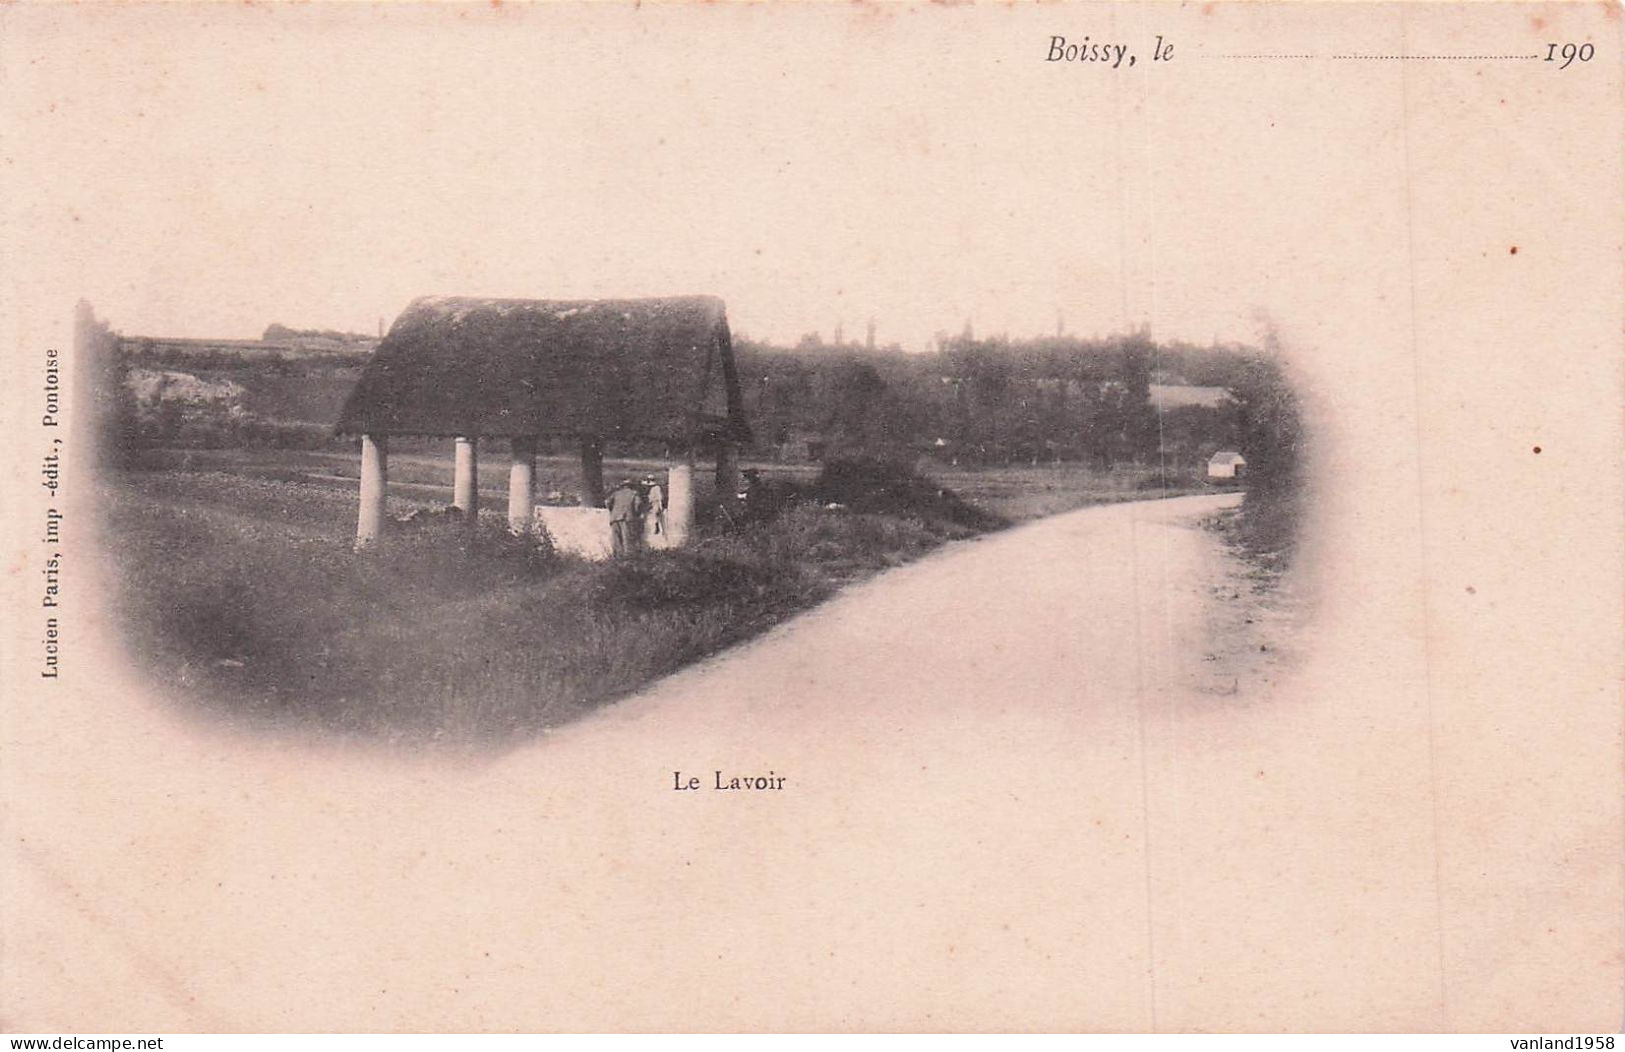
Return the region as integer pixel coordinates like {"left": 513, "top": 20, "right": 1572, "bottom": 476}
{"left": 1228, "top": 341, "right": 1307, "bottom": 567}
{"left": 813, "top": 457, "right": 1005, "bottom": 531}
{"left": 370, "top": 510, "right": 560, "bottom": 584}
{"left": 591, "top": 550, "right": 782, "bottom": 608}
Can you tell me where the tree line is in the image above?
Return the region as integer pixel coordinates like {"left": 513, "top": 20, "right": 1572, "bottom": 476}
{"left": 78, "top": 299, "right": 1303, "bottom": 503}
{"left": 733, "top": 330, "right": 1295, "bottom": 477}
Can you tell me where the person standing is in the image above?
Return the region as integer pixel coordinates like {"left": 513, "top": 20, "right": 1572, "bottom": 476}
{"left": 605, "top": 478, "right": 643, "bottom": 555}
{"left": 641, "top": 473, "right": 667, "bottom": 549}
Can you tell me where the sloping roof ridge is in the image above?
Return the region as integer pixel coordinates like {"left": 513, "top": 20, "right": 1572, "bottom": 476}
{"left": 406, "top": 293, "right": 724, "bottom": 310}
{"left": 394, "top": 294, "right": 726, "bottom": 332}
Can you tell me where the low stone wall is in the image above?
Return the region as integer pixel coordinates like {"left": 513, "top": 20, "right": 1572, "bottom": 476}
{"left": 534, "top": 506, "right": 613, "bottom": 562}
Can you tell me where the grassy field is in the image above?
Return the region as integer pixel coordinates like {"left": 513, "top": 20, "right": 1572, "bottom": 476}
{"left": 929, "top": 461, "right": 1210, "bottom": 522}
{"left": 107, "top": 450, "right": 1213, "bottom": 746}
{"left": 142, "top": 447, "right": 1209, "bottom": 523}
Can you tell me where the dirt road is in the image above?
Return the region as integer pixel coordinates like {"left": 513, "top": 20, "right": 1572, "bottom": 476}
{"left": 4, "top": 492, "right": 1610, "bottom": 1031}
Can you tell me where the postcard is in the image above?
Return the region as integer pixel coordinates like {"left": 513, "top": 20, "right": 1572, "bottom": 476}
{"left": 2, "top": 0, "right": 1620, "bottom": 1033}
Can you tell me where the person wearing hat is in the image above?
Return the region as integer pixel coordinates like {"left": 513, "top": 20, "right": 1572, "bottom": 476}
{"left": 640, "top": 473, "right": 668, "bottom": 549}
{"left": 605, "top": 477, "right": 644, "bottom": 555}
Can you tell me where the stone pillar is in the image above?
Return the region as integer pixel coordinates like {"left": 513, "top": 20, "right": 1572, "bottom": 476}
{"left": 355, "top": 434, "right": 389, "bottom": 549}
{"left": 714, "top": 441, "right": 740, "bottom": 500}
{"left": 666, "top": 462, "right": 694, "bottom": 548}
{"left": 578, "top": 436, "right": 605, "bottom": 508}
{"left": 452, "top": 436, "right": 479, "bottom": 519}
{"left": 508, "top": 436, "right": 536, "bottom": 533}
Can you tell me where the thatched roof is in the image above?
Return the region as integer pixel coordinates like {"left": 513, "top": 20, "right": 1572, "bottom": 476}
{"left": 336, "top": 295, "right": 749, "bottom": 443}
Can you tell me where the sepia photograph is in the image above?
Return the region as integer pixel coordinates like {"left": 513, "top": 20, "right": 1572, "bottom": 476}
{"left": 2, "top": 0, "right": 1620, "bottom": 1036}
{"left": 76, "top": 291, "right": 1302, "bottom": 744}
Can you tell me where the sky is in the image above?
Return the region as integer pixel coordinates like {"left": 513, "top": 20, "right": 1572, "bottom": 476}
{"left": 1, "top": 2, "right": 1336, "bottom": 352}
{"left": 4, "top": 2, "right": 1444, "bottom": 354}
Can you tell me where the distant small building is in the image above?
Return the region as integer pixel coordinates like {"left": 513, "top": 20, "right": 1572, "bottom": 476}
{"left": 1207, "top": 450, "right": 1247, "bottom": 479}
{"left": 119, "top": 334, "right": 378, "bottom": 360}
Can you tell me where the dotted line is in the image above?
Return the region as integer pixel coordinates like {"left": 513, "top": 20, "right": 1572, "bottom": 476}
{"left": 1205, "top": 53, "right": 1540, "bottom": 60}
{"left": 1330, "top": 53, "right": 1541, "bottom": 60}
